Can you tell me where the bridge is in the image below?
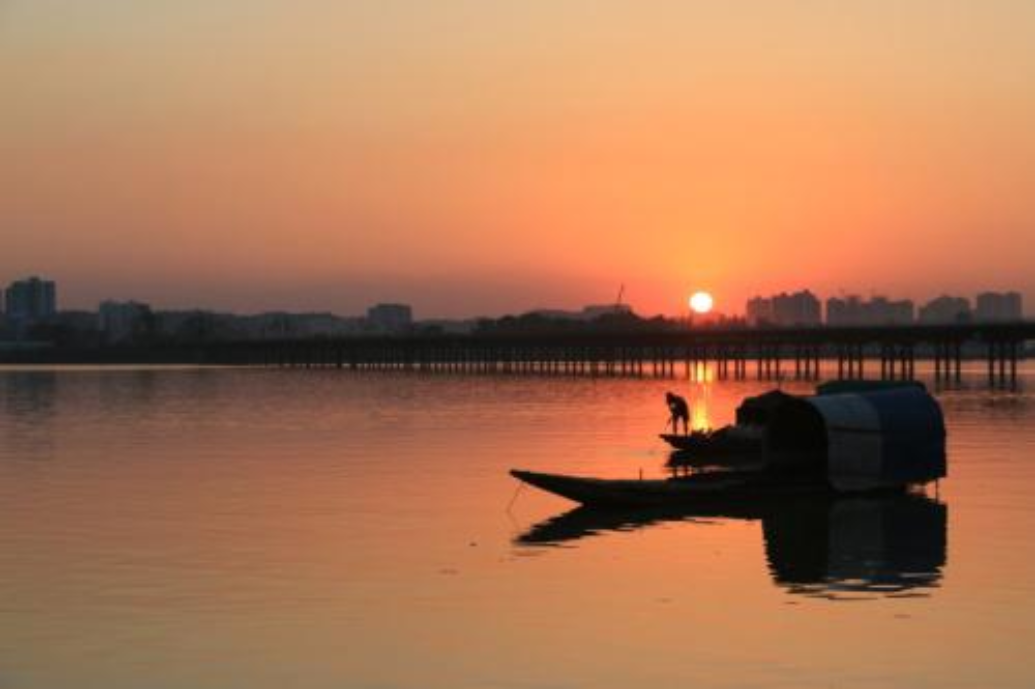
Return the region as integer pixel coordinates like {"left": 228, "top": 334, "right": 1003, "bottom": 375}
{"left": 210, "top": 321, "right": 1034, "bottom": 387}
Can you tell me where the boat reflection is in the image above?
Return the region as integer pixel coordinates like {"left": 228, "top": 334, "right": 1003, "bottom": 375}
{"left": 516, "top": 492, "right": 947, "bottom": 599}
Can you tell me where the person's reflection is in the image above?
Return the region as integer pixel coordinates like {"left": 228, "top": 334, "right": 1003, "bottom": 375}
{"left": 516, "top": 492, "right": 947, "bottom": 599}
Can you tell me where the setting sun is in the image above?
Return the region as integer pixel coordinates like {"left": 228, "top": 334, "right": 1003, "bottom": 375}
{"left": 689, "top": 291, "right": 714, "bottom": 314}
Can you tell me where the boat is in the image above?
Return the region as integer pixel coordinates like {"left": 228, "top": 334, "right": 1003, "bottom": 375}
{"left": 660, "top": 425, "right": 764, "bottom": 468}
{"left": 661, "top": 383, "right": 933, "bottom": 463}
{"left": 512, "top": 380, "right": 947, "bottom": 507}
{"left": 510, "top": 468, "right": 827, "bottom": 509}
{"left": 660, "top": 426, "right": 762, "bottom": 453}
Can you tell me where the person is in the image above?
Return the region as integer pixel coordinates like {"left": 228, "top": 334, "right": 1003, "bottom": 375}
{"left": 666, "top": 391, "right": 690, "bottom": 435}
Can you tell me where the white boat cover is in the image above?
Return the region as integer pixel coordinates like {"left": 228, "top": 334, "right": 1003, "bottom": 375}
{"left": 807, "top": 387, "right": 946, "bottom": 491}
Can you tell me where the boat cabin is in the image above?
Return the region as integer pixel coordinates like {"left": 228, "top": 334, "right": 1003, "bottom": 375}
{"left": 744, "top": 382, "right": 947, "bottom": 491}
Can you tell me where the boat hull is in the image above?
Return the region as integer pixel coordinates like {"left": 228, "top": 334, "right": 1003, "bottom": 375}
{"left": 510, "top": 469, "right": 830, "bottom": 508}
{"left": 660, "top": 427, "right": 762, "bottom": 459}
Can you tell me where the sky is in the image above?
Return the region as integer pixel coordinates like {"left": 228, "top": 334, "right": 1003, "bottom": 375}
{"left": 2, "top": 0, "right": 1034, "bottom": 318}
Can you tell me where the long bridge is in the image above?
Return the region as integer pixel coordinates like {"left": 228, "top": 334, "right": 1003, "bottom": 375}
{"left": 208, "top": 321, "right": 1033, "bottom": 387}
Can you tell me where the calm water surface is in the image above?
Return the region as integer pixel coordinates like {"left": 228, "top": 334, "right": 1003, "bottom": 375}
{"left": 1, "top": 365, "right": 1034, "bottom": 687}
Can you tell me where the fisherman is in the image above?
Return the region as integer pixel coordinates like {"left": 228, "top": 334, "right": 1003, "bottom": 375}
{"left": 666, "top": 391, "right": 691, "bottom": 435}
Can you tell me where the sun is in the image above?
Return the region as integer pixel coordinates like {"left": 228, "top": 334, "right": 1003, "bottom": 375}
{"left": 689, "top": 291, "right": 714, "bottom": 314}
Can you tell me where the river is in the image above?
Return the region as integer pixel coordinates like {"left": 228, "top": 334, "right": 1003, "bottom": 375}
{"left": 0, "top": 365, "right": 1033, "bottom": 686}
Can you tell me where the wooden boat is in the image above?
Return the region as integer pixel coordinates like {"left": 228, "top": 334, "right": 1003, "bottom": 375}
{"left": 512, "top": 381, "right": 947, "bottom": 508}
{"left": 659, "top": 382, "right": 947, "bottom": 491}
{"left": 659, "top": 430, "right": 711, "bottom": 451}
{"left": 510, "top": 468, "right": 826, "bottom": 508}
{"left": 660, "top": 426, "right": 765, "bottom": 473}
{"left": 660, "top": 426, "right": 763, "bottom": 456}
{"left": 658, "top": 422, "right": 765, "bottom": 463}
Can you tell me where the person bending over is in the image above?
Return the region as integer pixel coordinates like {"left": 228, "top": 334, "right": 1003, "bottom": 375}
{"left": 666, "top": 391, "right": 690, "bottom": 435}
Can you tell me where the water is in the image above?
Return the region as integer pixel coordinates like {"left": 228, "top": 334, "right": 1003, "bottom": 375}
{"left": 1, "top": 365, "right": 1034, "bottom": 687}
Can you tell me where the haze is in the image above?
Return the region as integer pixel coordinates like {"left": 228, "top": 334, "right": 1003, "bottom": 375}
{"left": 2, "top": 0, "right": 1034, "bottom": 317}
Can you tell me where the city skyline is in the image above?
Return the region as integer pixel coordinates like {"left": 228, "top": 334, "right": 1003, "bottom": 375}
{"left": 4, "top": 1, "right": 1035, "bottom": 317}
{"left": 2, "top": 273, "right": 1027, "bottom": 325}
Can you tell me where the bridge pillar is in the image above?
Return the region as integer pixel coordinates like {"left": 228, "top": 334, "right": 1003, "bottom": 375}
{"left": 1012, "top": 340, "right": 1019, "bottom": 386}
{"left": 984, "top": 340, "right": 1018, "bottom": 389}
{"left": 988, "top": 341, "right": 997, "bottom": 387}
{"left": 954, "top": 342, "right": 962, "bottom": 383}
{"left": 999, "top": 341, "right": 1008, "bottom": 385}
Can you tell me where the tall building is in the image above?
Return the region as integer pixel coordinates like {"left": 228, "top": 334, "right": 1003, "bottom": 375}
{"left": 746, "top": 291, "right": 819, "bottom": 326}
{"left": 4, "top": 276, "right": 57, "bottom": 335}
{"left": 366, "top": 303, "right": 413, "bottom": 333}
{"left": 826, "top": 295, "right": 914, "bottom": 326}
{"left": 826, "top": 296, "right": 863, "bottom": 326}
{"left": 918, "top": 296, "right": 971, "bottom": 324}
{"left": 745, "top": 296, "right": 774, "bottom": 326}
{"left": 867, "top": 296, "right": 915, "bottom": 325}
{"left": 975, "top": 291, "right": 1023, "bottom": 322}
{"left": 772, "top": 290, "right": 822, "bottom": 326}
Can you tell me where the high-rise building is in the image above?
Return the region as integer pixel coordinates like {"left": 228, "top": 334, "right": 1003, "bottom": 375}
{"left": 867, "top": 296, "right": 915, "bottom": 325}
{"left": 918, "top": 296, "right": 971, "bottom": 324}
{"left": 4, "top": 276, "right": 57, "bottom": 335}
{"left": 366, "top": 303, "right": 413, "bottom": 333}
{"left": 826, "top": 296, "right": 863, "bottom": 326}
{"left": 975, "top": 291, "right": 1023, "bottom": 322}
{"left": 772, "top": 290, "right": 822, "bottom": 326}
{"left": 746, "top": 291, "right": 819, "bottom": 326}
{"left": 826, "top": 295, "right": 914, "bottom": 326}
{"left": 745, "top": 296, "right": 774, "bottom": 326}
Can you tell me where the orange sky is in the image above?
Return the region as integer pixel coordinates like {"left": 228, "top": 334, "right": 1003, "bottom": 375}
{"left": 2, "top": 1, "right": 1034, "bottom": 317}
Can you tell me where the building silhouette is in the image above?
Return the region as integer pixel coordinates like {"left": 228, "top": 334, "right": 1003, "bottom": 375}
{"left": 975, "top": 291, "right": 1022, "bottom": 322}
{"left": 746, "top": 291, "right": 820, "bottom": 326}
{"left": 4, "top": 276, "right": 57, "bottom": 337}
{"left": 918, "top": 296, "right": 971, "bottom": 324}
{"left": 98, "top": 300, "right": 154, "bottom": 344}
{"left": 745, "top": 296, "right": 773, "bottom": 326}
{"left": 826, "top": 295, "right": 914, "bottom": 326}
{"left": 366, "top": 303, "right": 413, "bottom": 333}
